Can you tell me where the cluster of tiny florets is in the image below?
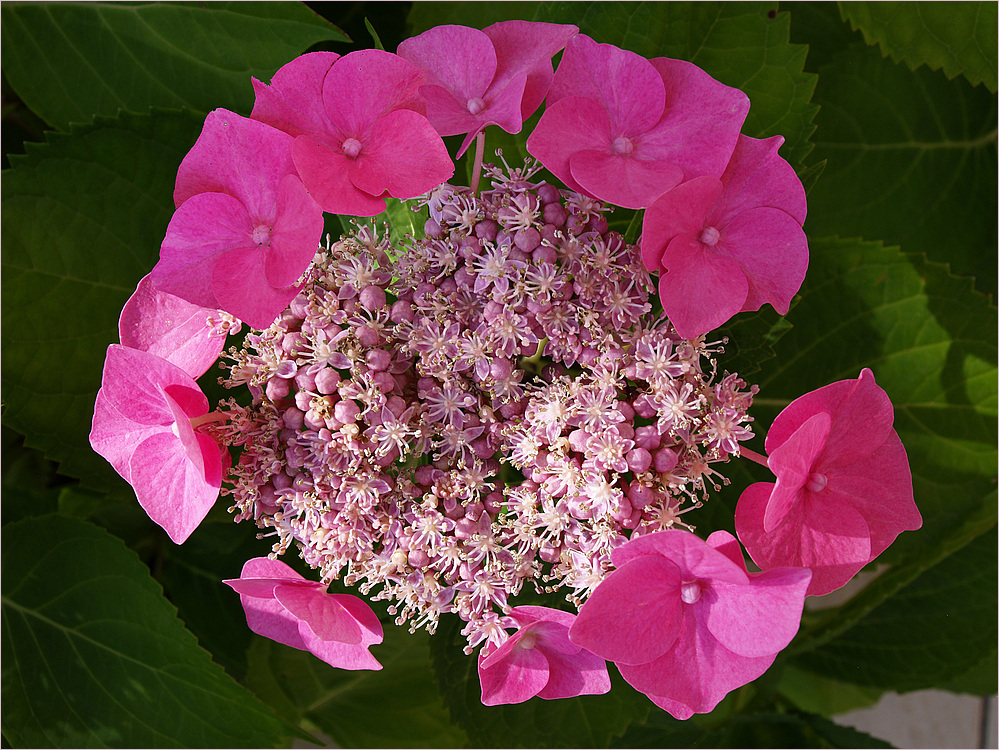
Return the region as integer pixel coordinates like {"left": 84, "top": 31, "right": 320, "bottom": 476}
{"left": 217, "top": 157, "right": 758, "bottom": 652}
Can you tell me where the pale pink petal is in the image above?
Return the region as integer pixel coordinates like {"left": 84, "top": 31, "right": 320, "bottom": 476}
{"left": 527, "top": 96, "right": 611, "bottom": 196}
{"left": 323, "top": 49, "right": 426, "bottom": 138}
{"left": 658, "top": 234, "right": 749, "bottom": 339}
{"left": 764, "top": 412, "right": 831, "bottom": 532}
{"left": 154, "top": 191, "right": 254, "bottom": 311}
{"left": 229, "top": 582, "right": 310, "bottom": 652}
{"left": 174, "top": 110, "right": 295, "bottom": 216}
{"left": 264, "top": 174, "right": 324, "bottom": 289}
{"left": 714, "top": 135, "right": 807, "bottom": 225}
{"left": 568, "top": 554, "right": 683, "bottom": 665}
{"left": 610, "top": 529, "right": 751, "bottom": 586}
{"left": 211, "top": 244, "right": 300, "bottom": 330}
{"left": 483, "top": 20, "right": 577, "bottom": 119}
{"left": 251, "top": 51, "right": 340, "bottom": 137}
{"left": 292, "top": 134, "right": 387, "bottom": 216}
{"left": 569, "top": 148, "right": 683, "bottom": 210}
{"left": 535, "top": 645, "right": 611, "bottom": 701}
{"left": 119, "top": 274, "right": 226, "bottom": 379}
{"left": 451, "top": 73, "right": 527, "bottom": 157}
{"left": 347, "top": 109, "right": 454, "bottom": 202}
{"left": 397, "top": 25, "right": 497, "bottom": 111}
{"left": 98, "top": 345, "right": 208, "bottom": 426}
{"left": 89, "top": 390, "right": 160, "bottom": 481}
{"left": 478, "top": 634, "right": 551, "bottom": 706}
{"left": 225, "top": 577, "right": 309, "bottom": 599}
{"left": 417, "top": 84, "right": 490, "bottom": 137}
{"left": 328, "top": 594, "right": 384, "bottom": 647}
{"left": 299, "top": 625, "right": 383, "bottom": 671}
{"left": 641, "top": 177, "right": 723, "bottom": 271}
{"left": 239, "top": 556, "right": 304, "bottom": 581}
{"left": 274, "top": 584, "right": 363, "bottom": 644}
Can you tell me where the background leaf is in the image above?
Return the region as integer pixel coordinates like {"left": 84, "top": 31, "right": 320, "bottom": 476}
{"left": 1, "top": 514, "right": 297, "bottom": 748}
{"left": 839, "top": 1, "right": 998, "bottom": 92}
{"left": 0, "top": 1, "right": 348, "bottom": 131}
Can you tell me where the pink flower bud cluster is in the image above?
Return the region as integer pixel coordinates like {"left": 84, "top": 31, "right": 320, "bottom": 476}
{"left": 217, "top": 159, "right": 758, "bottom": 652}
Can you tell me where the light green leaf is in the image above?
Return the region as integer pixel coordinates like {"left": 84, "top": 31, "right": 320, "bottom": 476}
{"left": 776, "top": 665, "right": 884, "bottom": 717}
{"left": 1, "top": 514, "right": 297, "bottom": 748}
{"left": 1, "top": 108, "right": 203, "bottom": 491}
{"left": 803, "top": 43, "right": 998, "bottom": 296}
{"left": 840, "top": 1, "right": 998, "bottom": 92}
{"left": 0, "top": 1, "right": 348, "bottom": 131}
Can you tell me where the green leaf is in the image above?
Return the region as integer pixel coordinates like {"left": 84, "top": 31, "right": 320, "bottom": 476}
{"left": 0, "top": 2, "right": 348, "bottom": 131}
{"left": 776, "top": 665, "right": 883, "bottom": 717}
{"left": 244, "top": 621, "right": 466, "bottom": 748}
{"left": 1, "top": 108, "right": 204, "bottom": 491}
{"left": 839, "top": 1, "right": 998, "bottom": 92}
{"left": 429, "top": 613, "right": 652, "bottom": 747}
{"left": 802, "top": 43, "right": 998, "bottom": 296}
{"left": 1, "top": 514, "right": 296, "bottom": 747}
{"left": 407, "top": 2, "right": 540, "bottom": 34}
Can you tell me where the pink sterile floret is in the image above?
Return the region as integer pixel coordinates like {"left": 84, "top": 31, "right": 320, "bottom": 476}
{"left": 89, "top": 345, "right": 226, "bottom": 544}
{"left": 119, "top": 273, "right": 239, "bottom": 379}
{"left": 641, "top": 134, "right": 808, "bottom": 339}
{"left": 224, "top": 557, "right": 383, "bottom": 671}
{"left": 397, "top": 20, "right": 577, "bottom": 157}
{"left": 251, "top": 49, "right": 454, "bottom": 217}
{"left": 569, "top": 529, "right": 810, "bottom": 719}
{"left": 735, "top": 368, "right": 922, "bottom": 597}
{"left": 477, "top": 605, "right": 610, "bottom": 705}
{"left": 152, "top": 109, "right": 324, "bottom": 330}
{"left": 527, "top": 34, "right": 749, "bottom": 210}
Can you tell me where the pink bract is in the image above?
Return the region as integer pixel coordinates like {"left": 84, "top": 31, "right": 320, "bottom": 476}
{"left": 527, "top": 34, "right": 749, "bottom": 209}
{"left": 119, "top": 273, "right": 236, "bottom": 379}
{"left": 398, "top": 21, "right": 577, "bottom": 156}
{"left": 224, "top": 557, "right": 383, "bottom": 671}
{"left": 641, "top": 134, "right": 808, "bottom": 339}
{"left": 251, "top": 49, "right": 454, "bottom": 217}
{"left": 89, "top": 345, "right": 225, "bottom": 544}
{"left": 477, "top": 605, "right": 610, "bottom": 705}
{"left": 735, "top": 369, "right": 922, "bottom": 596}
{"left": 569, "top": 530, "right": 810, "bottom": 719}
{"left": 152, "top": 109, "right": 324, "bottom": 330}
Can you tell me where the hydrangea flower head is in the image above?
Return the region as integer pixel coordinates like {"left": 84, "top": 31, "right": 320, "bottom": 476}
{"left": 152, "top": 109, "right": 324, "bottom": 329}
{"left": 735, "top": 369, "right": 922, "bottom": 596}
{"left": 251, "top": 49, "right": 454, "bottom": 216}
{"left": 397, "top": 21, "right": 577, "bottom": 156}
{"left": 569, "top": 529, "right": 811, "bottom": 719}
{"left": 89, "top": 345, "right": 225, "bottom": 543}
{"left": 225, "top": 557, "right": 383, "bottom": 671}
{"left": 527, "top": 34, "right": 749, "bottom": 209}
{"left": 641, "top": 134, "right": 809, "bottom": 339}
{"left": 478, "top": 605, "right": 610, "bottom": 705}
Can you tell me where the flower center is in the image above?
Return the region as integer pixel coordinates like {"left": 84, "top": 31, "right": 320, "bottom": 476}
{"left": 680, "top": 580, "right": 702, "bottom": 604}
{"left": 466, "top": 97, "right": 486, "bottom": 115}
{"left": 612, "top": 136, "right": 634, "bottom": 155}
{"left": 341, "top": 137, "right": 363, "bottom": 158}
{"left": 806, "top": 472, "right": 828, "bottom": 492}
{"left": 252, "top": 224, "right": 271, "bottom": 246}
{"left": 518, "top": 632, "right": 538, "bottom": 650}
{"left": 699, "top": 226, "right": 721, "bottom": 246}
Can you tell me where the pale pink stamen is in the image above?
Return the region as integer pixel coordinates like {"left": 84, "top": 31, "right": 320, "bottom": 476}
{"left": 612, "top": 136, "right": 633, "bottom": 155}
{"left": 518, "top": 632, "right": 538, "bottom": 650}
{"left": 466, "top": 97, "right": 486, "bottom": 115}
{"left": 342, "top": 137, "right": 363, "bottom": 158}
{"left": 680, "top": 580, "right": 702, "bottom": 604}
{"left": 252, "top": 224, "right": 271, "bottom": 245}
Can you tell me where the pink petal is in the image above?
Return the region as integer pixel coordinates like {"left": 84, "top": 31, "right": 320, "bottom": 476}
{"left": 239, "top": 556, "right": 304, "bottom": 581}
{"left": 119, "top": 274, "right": 227, "bottom": 379}
{"left": 478, "top": 634, "right": 551, "bottom": 706}
{"left": 347, "top": 109, "right": 454, "bottom": 203}
{"left": 483, "top": 20, "right": 577, "bottom": 120}
{"left": 547, "top": 35, "right": 665, "bottom": 135}
{"left": 251, "top": 51, "right": 340, "bottom": 138}
{"left": 224, "top": 577, "right": 309, "bottom": 599}
{"left": 640, "top": 176, "right": 723, "bottom": 271}
{"left": 569, "top": 148, "right": 683, "bottom": 209}
{"left": 327, "top": 594, "right": 384, "bottom": 647}
{"left": 658, "top": 234, "right": 749, "bottom": 339}
{"left": 705, "top": 530, "right": 747, "bottom": 569}
{"left": 527, "top": 96, "right": 611, "bottom": 196}
{"left": 323, "top": 49, "right": 426, "bottom": 138}
{"left": 715, "top": 135, "right": 807, "bottom": 225}
{"left": 89, "top": 390, "right": 160, "bottom": 482}
{"left": 232, "top": 587, "right": 310, "bottom": 653}
{"left": 610, "top": 529, "right": 750, "bottom": 586}
{"left": 263, "top": 174, "right": 324, "bottom": 289}
{"left": 764, "top": 412, "right": 831, "bottom": 532}
{"left": 98, "top": 344, "right": 208, "bottom": 427}
{"left": 174, "top": 110, "right": 295, "bottom": 216}
{"left": 714, "top": 207, "right": 809, "bottom": 315}
{"left": 536, "top": 642, "right": 611, "bottom": 701}
{"left": 211, "top": 244, "right": 300, "bottom": 330}
{"left": 274, "top": 584, "right": 362, "bottom": 644}
{"left": 396, "top": 25, "right": 497, "bottom": 114}
{"left": 292, "top": 134, "right": 387, "bottom": 216}
{"left": 568, "top": 554, "right": 683, "bottom": 665}
{"left": 299, "top": 624, "right": 383, "bottom": 671}
{"left": 153, "top": 191, "right": 254, "bottom": 311}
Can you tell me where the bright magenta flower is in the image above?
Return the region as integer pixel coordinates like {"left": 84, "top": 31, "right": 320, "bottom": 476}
{"left": 477, "top": 605, "right": 610, "bottom": 706}
{"left": 251, "top": 49, "right": 454, "bottom": 217}
{"left": 735, "top": 369, "right": 922, "bottom": 596}
{"left": 225, "top": 557, "right": 383, "bottom": 671}
{"left": 527, "top": 34, "right": 749, "bottom": 209}
{"left": 89, "top": 345, "right": 225, "bottom": 544}
{"left": 640, "top": 134, "right": 808, "bottom": 339}
{"left": 397, "top": 21, "right": 577, "bottom": 156}
{"left": 152, "top": 109, "right": 323, "bottom": 330}
{"left": 119, "top": 274, "right": 237, "bottom": 379}
{"left": 569, "top": 530, "right": 810, "bottom": 719}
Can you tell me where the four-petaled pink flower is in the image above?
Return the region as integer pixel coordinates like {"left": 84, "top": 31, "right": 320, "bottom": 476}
{"left": 89, "top": 345, "right": 226, "bottom": 544}
{"left": 225, "top": 557, "right": 383, "bottom": 671}
{"left": 569, "top": 529, "right": 811, "bottom": 719}
{"left": 478, "top": 605, "right": 610, "bottom": 705}
{"left": 527, "top": 34, "right": 749, "bottom": 210}
{"left": 119, "top": 273, "right": 239, "bottom": 379}
{"left": 152, "top": 109, "right": 324, "bottom": 330}
{"left": 398, "top": 21, "right": 577, "bottom": 156}
{"left": 735, "top": 369, "right": 922, "bottom": 596}
{"left": 251, "top": 49, "right": 454, "bottom": 217}
{"left": 641, "top": 134, "right": 809, "bottom": 339}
